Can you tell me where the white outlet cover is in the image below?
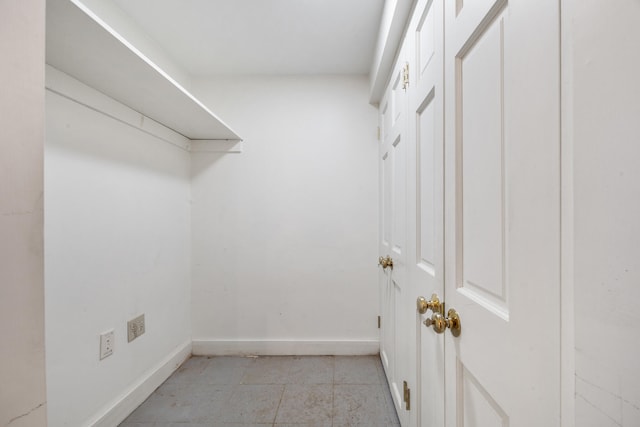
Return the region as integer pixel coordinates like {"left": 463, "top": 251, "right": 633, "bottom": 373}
{"left": 100, "top": 330, "right": 114, "bottom": 360}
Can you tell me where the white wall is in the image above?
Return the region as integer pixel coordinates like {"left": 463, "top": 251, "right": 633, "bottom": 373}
{"left": 191, "top": 76, "right": 379, "bottom": 355}
{"left": 566, "top": 0, "right": 640, "bottom": 426}
{"left": 45, "top": 79, "right": 192, "bottom": 426}
{"left": 0, "top": 1, "right": 47, "bottom": 426}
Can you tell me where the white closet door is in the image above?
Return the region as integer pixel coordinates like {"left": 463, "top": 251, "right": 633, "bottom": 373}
{"left": 405, "top": 0, "right": 446, "bottom": 426}
{"left": 379, "top": 47, "right": 411, "bottom": 426}
{"left": 443, "top": 1, "right": 561, "bottom": 426}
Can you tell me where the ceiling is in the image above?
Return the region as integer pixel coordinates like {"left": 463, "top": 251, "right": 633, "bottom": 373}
{"left": 110, "top": 0, "right": 385, "bottom": 76}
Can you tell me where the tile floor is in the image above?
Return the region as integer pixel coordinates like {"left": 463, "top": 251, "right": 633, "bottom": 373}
{"left": 120, "top": 355, "right": 400, "bottom": 427}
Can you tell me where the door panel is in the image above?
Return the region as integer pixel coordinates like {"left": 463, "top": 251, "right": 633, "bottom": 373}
{"left": 392, "top": 72, "right": 405, "bottom": 127}
{"left": 414, "top": 80, "right": 445, "bottom": 427}
{"left": 444, "top": 0, "right": 560, "bottom": 426}
{"left": 379, "top": 53, "right": 410, "bottom": 426}
{"left": 391, "top": 133, "right": 408, "bottom": 415}
{"left": 458, "top": 7, "right": 507, "bottom": 316}
{"left": 392, "top": 136, "right": 406, "bottom": 257}
{"left": 380, "top": 146, "right": 393, "bottom": 375}
{"left": 417, "top": 94, "right": 436, "bottom": 274}
{"left": 407, "top": 1, "right": 445, "bottom": 427}
{"left": 417, "top": 2, "right": 436, "bottom": 78}
{"left": 382, "top": 148, "right": 392, "bottom": 248}
{"left": 459, "top": 363, "right": 508, "bottom": 427}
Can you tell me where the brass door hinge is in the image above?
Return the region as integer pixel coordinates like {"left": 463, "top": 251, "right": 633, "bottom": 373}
{"left": 403, "top": 380, "right": 411, "bottom": 410}
{"left": 377, "top": 315, "right": 381, "bottom": 329}
{"left": 402, "top": 62, "right": 410, "bottom": 91}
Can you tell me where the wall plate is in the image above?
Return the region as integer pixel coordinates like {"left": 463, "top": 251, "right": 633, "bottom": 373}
{"left": 100, "top": 330, "right": 114, "bottom": 360}
{"left": 127, "top": 314, "right": 145, "bottom": 342}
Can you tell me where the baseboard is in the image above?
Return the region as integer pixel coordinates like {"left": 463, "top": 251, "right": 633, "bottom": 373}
{"left": 87, "top": 339, "right": 192, "bottom": 427}
{"left": 192, "top": 339, "right": 379, "bottom": 356}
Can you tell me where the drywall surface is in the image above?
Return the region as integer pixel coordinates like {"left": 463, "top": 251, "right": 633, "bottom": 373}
{"left": 569, "top": 0, "right": 640, "bottom": 425}
{"left": 191, "top": 76, "right": 379, "bottom": 353}
{"left": 45, "top": 88, "right": 191, "bottom": 426}
{"left": 0, "top": 1, "right": 48, "bottom": 426}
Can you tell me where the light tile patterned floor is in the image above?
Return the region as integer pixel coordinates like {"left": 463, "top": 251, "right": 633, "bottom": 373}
{"left": 120, "top": 355, "right": 400, "bottom": 427}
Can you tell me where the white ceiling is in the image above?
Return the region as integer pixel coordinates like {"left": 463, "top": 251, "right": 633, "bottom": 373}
{"left": 110, "top": 0, "right": 385, "bottom": 76}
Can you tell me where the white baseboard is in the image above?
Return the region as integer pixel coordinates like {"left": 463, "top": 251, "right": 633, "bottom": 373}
{"left": 192, "top": 339, "right": 379, "bottom": 356}
{"left": 87, "top": 340, "right": 192, "bottom": 427}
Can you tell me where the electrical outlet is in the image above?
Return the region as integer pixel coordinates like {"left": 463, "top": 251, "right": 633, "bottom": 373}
{"left": 100, "top": 330, "right": 114, "bottom": 360}
{"left": 127, "top": 314, "right": 145, "bottom": 342}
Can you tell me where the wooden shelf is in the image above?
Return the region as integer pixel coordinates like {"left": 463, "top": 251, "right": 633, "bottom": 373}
{"left": 45, "top": 0, "right": 241, "bottom": 141}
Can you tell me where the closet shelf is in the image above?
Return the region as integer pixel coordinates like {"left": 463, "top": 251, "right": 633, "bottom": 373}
{"left": 45, "top": 0, "right": 241, "bottom": 141}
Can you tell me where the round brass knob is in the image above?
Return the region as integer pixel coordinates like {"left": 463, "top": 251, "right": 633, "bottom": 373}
{"left": 424, "top": 313, "right": 446, "bottom": 333}
{"left": 423, "top": 308, "right": 461, "bottom": 337}
{"left": 385, "top": 256, "right": 394, "bottom": 269}
{"left": 416, "top": 293, "right": 442, "bottom": 314}
{"left": 446, "top": 308, "right": 462, "bottom": 337}
{"left": 378, "top": 255, "right": 394, "bottom": 269}
{"left": 417, "top": 296, "right": 428, "bottom": 313}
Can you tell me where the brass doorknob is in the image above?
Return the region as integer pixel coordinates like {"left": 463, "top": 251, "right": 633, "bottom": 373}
{"left": 416, "top": 294, "right": 442, "bottom": 315}
{"left": 423, "top": 308, "right": 462, "bottom": 337}
{"left": 385, "top": 256, "right": 393, "bottom": 269}
{"left": 378, "top": 255, "right": 394, "bottom": 270}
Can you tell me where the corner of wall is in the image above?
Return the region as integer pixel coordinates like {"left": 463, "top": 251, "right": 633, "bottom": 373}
{"left": 0, "top": 0, "right": 47, "bottom": 425}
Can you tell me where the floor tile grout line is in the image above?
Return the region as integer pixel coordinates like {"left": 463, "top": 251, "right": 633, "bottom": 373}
{"left": 271, "top": 382, "right": 286, "bottom": 426}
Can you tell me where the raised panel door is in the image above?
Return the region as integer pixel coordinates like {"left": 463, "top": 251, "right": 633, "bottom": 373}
{"left": 405, "top": 0, "right": 446, "bottom": 426}
{"left": 379, "top": 50, "right": 411, "bottom": 427}
{"left": 443, "top": 1, "right": 561, "bottom": 426}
